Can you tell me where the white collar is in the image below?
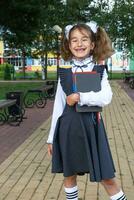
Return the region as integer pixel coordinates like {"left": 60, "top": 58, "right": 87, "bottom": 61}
{"left": 72, "top": 56, "right": 94, "bottom": 67}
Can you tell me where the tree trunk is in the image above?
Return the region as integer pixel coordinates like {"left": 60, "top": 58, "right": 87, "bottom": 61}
{"left": 45, "top": 51, "right": 47, "bottom": 79}
{"left": 22, "top": 49, "right": 26, "bottom": 79}
{"left": 41, "top": 52, "right": 47, "bottom": 80}
{"left": 57, "top": 52, "right": 60, "bottom": 80}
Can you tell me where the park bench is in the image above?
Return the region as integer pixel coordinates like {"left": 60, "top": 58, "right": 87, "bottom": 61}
{"left": 0, "top": 99, "right": 23, "bottom": 126}
{"left": 23, "top": 81, "right": 57, "bottom": 108}
{"left": 123, "top": 71, "right": 134, "bottom": 89}
{"left": 129, "top": 78, "right": 134, "bottom": 89}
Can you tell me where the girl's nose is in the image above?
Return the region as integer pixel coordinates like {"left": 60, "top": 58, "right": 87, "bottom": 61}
{"left": 77, "top": 40, "right": 82, "bottom": 46}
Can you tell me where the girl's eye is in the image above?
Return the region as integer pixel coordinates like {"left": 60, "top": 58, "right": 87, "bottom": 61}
{"left": 71, "top": 40, "right": 77, "bottom": 43}
{"left": 82, "top": 38, "right": 88, "bottom": 42}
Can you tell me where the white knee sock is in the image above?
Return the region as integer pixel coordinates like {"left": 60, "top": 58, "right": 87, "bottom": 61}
{"left": 64, "top": 185, "right": 78, "bottom": 200}
{"left": 110, "top": 190, "right": 127, "bottom": 200}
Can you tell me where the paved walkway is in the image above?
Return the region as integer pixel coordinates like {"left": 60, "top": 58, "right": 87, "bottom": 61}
{"left": 0, "top": 81, "right": 134, "bottom": 200}
{"left": 0, "top": 100, "right": 54, "bottom": 164}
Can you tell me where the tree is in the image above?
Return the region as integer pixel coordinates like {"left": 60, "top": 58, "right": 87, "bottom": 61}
{"left": 1, "top": 0, "right": 134, "bottom": 69}
{"left": 0, "top": 0, "right": 65, "bottom": 79}
{"left": 32, "top": 27, "right": 57, "bottom": 80}
{"left": 107, "top": 1, "right": 134, "bottom": 55}
{"left": 32, "top": 0, "right": 64, "bottom": 79}
{"left": 0, "top": 0, "right": 43, "bottom": 77}
{"left": 63, "top": 0, "right": 100, "bottom": 24}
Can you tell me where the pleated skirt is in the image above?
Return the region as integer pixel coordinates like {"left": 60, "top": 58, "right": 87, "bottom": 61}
{"left": 52, "top": 105, "right": 116, "bottom": 182}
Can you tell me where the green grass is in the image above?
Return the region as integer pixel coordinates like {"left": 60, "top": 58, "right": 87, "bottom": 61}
{"left": 47, "top": 72, "right": 57, "bottom": 80}
{"left": 0, "top": 71, "right": 57, "bottom": 80}
{"left": 0, "top": 71, "right": 125, "bottom": 100}
{"left": 108, "top": 72, "right": 124, "bottom": 79}
{"left": 0, "top": 71, "right": 4, "bottom": 79}
{"left": 1, "top": 69, "right": 126, "bottom": 80}
{"left": 0, "top": 82, "right": 47, "bottom": 100}
{"left": 0, "top": 71, "right": 57, "bottom": 100}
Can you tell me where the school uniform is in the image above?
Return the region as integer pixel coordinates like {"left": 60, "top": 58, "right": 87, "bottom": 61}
{"left": 47, "top": 57, "right": 116, "bottom": 182}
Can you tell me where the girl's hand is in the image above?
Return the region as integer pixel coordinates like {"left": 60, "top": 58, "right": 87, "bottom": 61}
{"left": 47, "top": 144, "right": 53, "bottom": 156}
{"left": 66, "top": 93, "right": 80, "bottom": 106}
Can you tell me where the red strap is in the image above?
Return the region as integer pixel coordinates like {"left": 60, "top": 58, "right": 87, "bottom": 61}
{"left": 97, "top": 112, "right": 100, "bottom": 123}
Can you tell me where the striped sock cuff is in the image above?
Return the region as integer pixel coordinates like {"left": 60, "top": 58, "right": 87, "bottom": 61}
{"left": 64, "top": 186, "right": 78, "bottom": 200}
{"left": 110, "top": 190, "right": 127, "bottom": 200}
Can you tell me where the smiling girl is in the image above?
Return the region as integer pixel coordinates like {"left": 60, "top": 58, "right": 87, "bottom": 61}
{"left": 47, "top": 22, "right": 127, "bottom": 200}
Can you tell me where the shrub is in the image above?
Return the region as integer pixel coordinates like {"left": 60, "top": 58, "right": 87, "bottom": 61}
{"left": 0, "top": 63, "right": 14, "bottom": 80}
{"left": 3, "top": 63, "right": 12, "bottom": 80}
{"left": 0, "top": 64, "right": 6, "bottom": 72}
{"left": 0, "top": 71, "right": 4, "bottom": 79}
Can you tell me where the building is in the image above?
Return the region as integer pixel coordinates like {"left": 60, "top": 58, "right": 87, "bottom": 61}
{"left": 0, "top": 40, "right": 134, "bottom": 72}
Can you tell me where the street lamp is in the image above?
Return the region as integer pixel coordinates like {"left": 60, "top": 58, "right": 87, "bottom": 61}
{"left": 53, "top": 25, "right": 62, "bottom": 80}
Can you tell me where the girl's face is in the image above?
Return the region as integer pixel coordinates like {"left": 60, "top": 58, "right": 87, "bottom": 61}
{"left": 69, "top": 28, "right": 95, "bottom": 60}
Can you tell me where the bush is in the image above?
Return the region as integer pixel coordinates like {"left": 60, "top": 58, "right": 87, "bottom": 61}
{"left": 0, "top": 72, "right": 4, "bottom": 80}
{"left": 0, "top": 64, "right": 6, "bottom": 72}
{"left": 3, "top": 63, "right": 12, "bottom": 80}
{"left": 0, "top": 63, "right": 14, "bottom": 80}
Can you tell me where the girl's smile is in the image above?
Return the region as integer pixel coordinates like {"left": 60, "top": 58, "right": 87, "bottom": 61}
{"left": 69, "top": 29, "right": 94, "bottom": 60}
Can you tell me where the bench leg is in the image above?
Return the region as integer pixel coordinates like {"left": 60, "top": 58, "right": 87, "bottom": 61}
{"left": 0, "top": 112, "right": 7, "bottom": 125}
{"left": 23, "top": 92, "right": 35, "bottom": 108}
{"left": 7, "top": 105, "right": 23, "bottom": 126}
{"left": 129, "top": 80, "right": 134, "bottom": 89}
{"left": 24, "top": 91, "right": 47, "bottom": 108}
{"left": 36, "top": 92, "right": 47, "bottom": 108}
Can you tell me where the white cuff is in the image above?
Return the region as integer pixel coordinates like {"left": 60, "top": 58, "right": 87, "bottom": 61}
{"left": 79, "top": 90, "right": 112, "bottom": 107}
{"left": 79, "top": 91, "right": 94, "bottom": 106}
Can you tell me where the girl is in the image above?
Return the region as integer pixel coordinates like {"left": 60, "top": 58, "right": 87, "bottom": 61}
{"left": 47, "top": 21, "right": 127, "bottom": 200}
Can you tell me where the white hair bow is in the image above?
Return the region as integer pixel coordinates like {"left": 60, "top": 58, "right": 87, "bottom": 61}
{"left": 64, "top": 21, "right": 98, "bottom": 39}
{"left": 64, "top": 25, "right": 74, "bottom": 40}
{"left": 86, "top": 21, "right": 98, "bottom": 33}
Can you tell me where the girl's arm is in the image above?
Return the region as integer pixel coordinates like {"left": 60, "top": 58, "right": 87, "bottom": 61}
{"left": 79, "top": 69, "right": 113, "bottom": 107}
{"left": 47, "top": 78, "right": 66, "bottom": 144}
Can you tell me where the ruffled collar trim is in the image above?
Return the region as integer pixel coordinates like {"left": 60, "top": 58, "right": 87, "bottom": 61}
{"left": 71, "top": 56, "right": 94, "bottom": 67}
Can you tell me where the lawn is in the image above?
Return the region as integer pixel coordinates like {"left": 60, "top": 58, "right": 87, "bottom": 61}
{"left": 0, "top": 71, "right": 57, "bottom": 80}
{"left": 0, "top": 82, "right": 48, "bottom": 99}
{"left": 0, "top": 72, "right": 57, "bottom": 98}
{"left": 108, "top": 72, "right": 124, "bottom": 79}
{"left": 0, "top": 71, "right": 125, "bottom": 100}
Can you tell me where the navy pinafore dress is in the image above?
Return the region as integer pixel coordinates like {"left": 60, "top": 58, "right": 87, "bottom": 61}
{"left": 52, "top": 65, "right": 116, "bottom": 182}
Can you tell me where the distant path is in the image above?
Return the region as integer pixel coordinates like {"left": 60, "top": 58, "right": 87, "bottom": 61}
{"left": 118, "top": 80, "right": 134, "bottom": 101}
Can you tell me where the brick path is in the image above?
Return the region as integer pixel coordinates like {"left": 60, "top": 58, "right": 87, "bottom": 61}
{"left": 118, "top": 80, "right": 134, "bottom": 101}
{"left": 0, "top": 100, "right": 54, "bottom": 164}
{"left": 0, "top": 81, "right": 134, "bottom": 200}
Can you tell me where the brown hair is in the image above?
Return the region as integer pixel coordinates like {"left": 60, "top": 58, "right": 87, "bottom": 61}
{"left": 61, "top": 23, "right": 114, "bottom": 62}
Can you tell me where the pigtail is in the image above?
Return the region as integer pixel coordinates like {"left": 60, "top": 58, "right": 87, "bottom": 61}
{"left": 61, "top": 33, "right": 72, "bottom": 61}
{"left": 93, "top": 27, "right": 114, "bottom": 62}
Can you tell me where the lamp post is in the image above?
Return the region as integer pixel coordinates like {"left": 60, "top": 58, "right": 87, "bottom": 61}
{"left": 53, "top": 25, "right": 62, "bottom": 80}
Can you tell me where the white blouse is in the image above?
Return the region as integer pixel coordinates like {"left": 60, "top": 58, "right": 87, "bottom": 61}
{"left": 47, "top": 64, "right": 113, "bottom": 144}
